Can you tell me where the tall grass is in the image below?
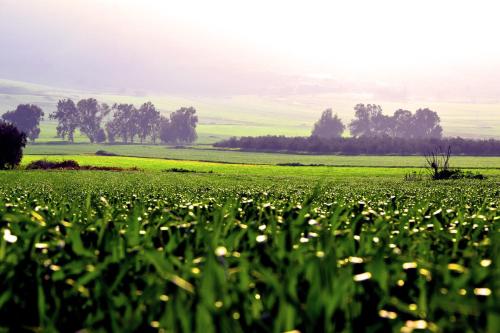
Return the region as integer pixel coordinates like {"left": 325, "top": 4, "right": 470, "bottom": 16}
{"left": 0, "top": 172, "right": 498, "bottom": 332}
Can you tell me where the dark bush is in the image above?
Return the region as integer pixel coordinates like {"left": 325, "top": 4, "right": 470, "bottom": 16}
{"left": 276, "top": 162, "right": 326, "bottom": 166}
{"left": 164, "top": 168, "right": 213, "bottom": 173}
{"left": 432, "top": 169, "right": 463, "bottom": 180}
{"left": 0, "top": 121, "right": 27, "bottom": 169}
{"left": 276, "top": 162, "right": 305, "bottom": 166}
{"left": 463, "top": 171, "right": 486, "bottom": 180}
{"left": 424, "top": 147, "right": 486, "bottom": 180}
{"left": 95, "top": 150, "right": 117, "bottom": 156}
{"left": 164, "top": 168, "right": 195, "bottom": 173}
{"left": 449, "top": 170, "right": 486, "bottom": 180}
{"left": 26, "top": 159, "right": 80, "bottom": 170}
{"left": 25, "top": 159, "right": 142, "bottom": 172}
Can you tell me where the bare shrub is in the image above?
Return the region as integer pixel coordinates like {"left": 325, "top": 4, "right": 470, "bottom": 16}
{"left": 424, "top": 146, "right": 485, "bottom": 180}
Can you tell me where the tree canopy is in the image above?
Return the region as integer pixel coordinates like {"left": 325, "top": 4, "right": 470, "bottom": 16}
{"left": 106, "top": 103, "right": 139, "bottom": 143}
{"left": 349, "top": 104, "right": 387, "bottom": 137}
{"left": 1, "top": 104, "right": 44, "bottom": 142}
{"left": 77, "top": 98, "right": 110, "bottom": 143}
{"left": 137, "top": 102, "right": 160, "bottom": 144}
{"left": 348, "top": 104, "right": 442, "bottom": 139}
{"left": 160, "top": 107, "right": 198, "bottom": 144}
{"left": 311, "top": 109, "right": 345, "bottom": 139}
{"left": 50, "top": 99, "right": 79, "bottom": 142}
{"left": 50, "top": 98, "right": 197, "bottom": 145}
{"left": 412, "top": 108, "right": 443, "bottom": 139}
{"left": 0, "top": 121, "right": 27, "bottom": 169}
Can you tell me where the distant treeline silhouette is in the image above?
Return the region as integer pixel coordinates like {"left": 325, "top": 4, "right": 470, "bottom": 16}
{"left": 52, "top": 99, "right": 198, "bottom": 144}
{"left": 1, "top": 99, "right": 198, "bottom": 144}
{"left": 215, "top": 105, "right": 500, "bottom": 155}
{"left": 312, "top": 104, "right": 443, "bottom": 139}
{"left": 214, "top": 136, "right": 500, "bottom": 155}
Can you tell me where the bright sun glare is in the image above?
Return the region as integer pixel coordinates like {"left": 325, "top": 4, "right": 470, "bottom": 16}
{"left": 126, "top": 0, "right": 500, "bottom": 73}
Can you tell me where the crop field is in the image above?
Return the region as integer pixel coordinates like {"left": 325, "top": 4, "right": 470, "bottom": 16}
{"left": 19, "top": 155, "right": 500, "bottom": 179}
{"left": 2, "top": 77, "right": 500, "bottom": 331}
{"left": 0, "top": 170, "right": 498, "bottom": 332}
{"left": 24, "top": 144, "right": 500, "bottom": 169}
{"left": 2, "top": 3, "right": 500, "bottom": 332}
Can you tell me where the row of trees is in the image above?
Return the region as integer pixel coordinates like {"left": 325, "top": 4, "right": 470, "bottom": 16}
{"left": 1, "top": 100, "right": 199, "bottom": 144}
{"left": 51, "top": 99, "right": 199, "bottom": 144}
{"left": 105, "top": 103, "right": 198, "bottom": 144}
{"left": 214, "top": 135, "right": 500, "bottom": 155}
{"left": 312, "top": 105, "right": 443, "bottom": 139}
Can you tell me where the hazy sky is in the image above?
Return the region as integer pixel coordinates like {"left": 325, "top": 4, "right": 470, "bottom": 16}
{"left": 1, "top": 0, "right": 500, "bottom": 101}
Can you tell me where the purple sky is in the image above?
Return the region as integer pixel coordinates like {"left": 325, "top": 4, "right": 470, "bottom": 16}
{"left": 1, "top": 0, "right": 500, "bottom": 102}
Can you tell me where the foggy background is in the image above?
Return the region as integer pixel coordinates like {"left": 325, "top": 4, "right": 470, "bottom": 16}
{"left": 1, "top": 0, "right": 500, "bottom": 102}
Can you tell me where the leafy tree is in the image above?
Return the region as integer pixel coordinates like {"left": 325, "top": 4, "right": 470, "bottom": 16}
{"left": 107, "top": 104, "right": 138, "bottom": 143}
{"left": 349, "top": 106, "right": 443, "bottom": 139}
{"left": 137, "top": 102, "right": 160, "bottom": 143}
{"left": 151, "top": 122, "right": 160, "bottom": 144}
{"left": 159, "top": 116, "right": 175, "bottom": 144}
{"left": 164, "top": 107, "right": 198, "bottom": 144}
{"left": 372, "top": 113, "right": 393, "bottom": 137}
{"left": 105, "top": 122, "right": 117, "bottom": 144}
{"left": 392, "top": 109, "right": 413, "bottom": 138}
{"left": 349, "top": 104, "right": 386, "bottom": 137}
{"left": 50, "top": 99, "right": 79, "bottom": 142}
{"left": 151, "top": 116, "right": 164, "bottom": 144}
{"left": 77, "top": 98, "right": 109, "bottom": 143}
{"left": 0, "top": 121, "right": 27, "bottom": 169}
{"left": 411, "top": 108, "right": 443, "bottom": 139}
{"left": 1, "top": 104, "right": 44, "bottom": 142}
{"left": 311, "top": 108, "right": 345, "bottom": 139}
{"left": 95, "top": 128, "right": 107, "bottom": 143}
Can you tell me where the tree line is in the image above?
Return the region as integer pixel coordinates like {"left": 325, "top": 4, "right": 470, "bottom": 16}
{"left": 215, "top": 105, "right": 500, "bottom": 155}
{"left": 214, "top": 135, "right": 500, "bottom": 155}
{"left": 1, "top": 100, "right": 198, "bottom": 144}
{"left": 311, "top": 104, "right": 443, "bottom": 139}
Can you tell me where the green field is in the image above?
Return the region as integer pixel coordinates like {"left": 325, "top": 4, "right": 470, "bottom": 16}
{"left": 0, "top": 169, "right": 498, "bottom": 332}
{"left": 24, "top": 143, "right": 500, "bottom": 169}
{"left": 2, "top": 79, "right": 500, "bottom": 332}
{"left": 20, "top": 155, "right": 500, "bottom": 179}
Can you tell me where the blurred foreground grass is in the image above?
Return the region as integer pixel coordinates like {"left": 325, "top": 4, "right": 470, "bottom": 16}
{"left": 0, "top": 171, "right": 498, "bottom": 332}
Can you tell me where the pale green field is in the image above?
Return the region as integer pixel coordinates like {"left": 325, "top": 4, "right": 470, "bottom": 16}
{"left": 35, "top": 121, "right": 309, "bottom": 145}
{"left": 21, "top": 155, "right": 500, "bottom": 179}
{"left": 25, "top": 143, "right": 500, "bottom": 168}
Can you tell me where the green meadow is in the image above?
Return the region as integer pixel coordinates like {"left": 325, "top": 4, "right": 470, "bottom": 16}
{"left": 1, "top": 79, "right": 499, "bottom": 332}
{"left": 20, "top": 154, "right": 500, "bottom": 178}
{"left": 24, "top": 144, "right": 500, "bottom": 169}
{"left": 0, "top": 166, "right": 498, "bottom": 332}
